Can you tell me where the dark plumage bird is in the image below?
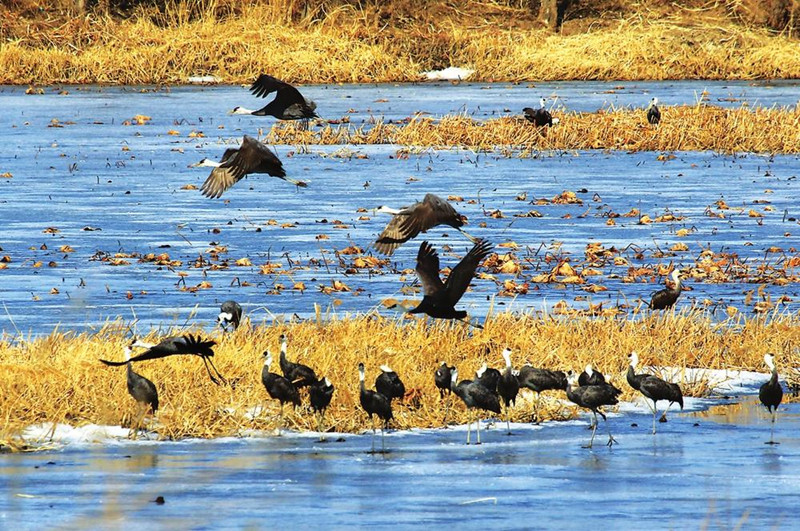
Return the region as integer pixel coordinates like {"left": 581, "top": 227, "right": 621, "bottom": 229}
{"left": 231, "top": 74, "right": 318, "bottom": 126}
{"left": 435, "top": 361, "right": 455, "bottom": 399}
{"left": 759, "top": 353, "right": 783, "bottom": 445}
{"left": 646, "top": 97, "right": 661, "bottom": 125}
{"left": 112, "top": 344, "right": 158, "bottom": 439}
{"left": 627, "top": 352, "right": 684, "bottom": 434}
{"left": 450, "top": 367, "right": 502, "bottom": 445}
{"left": 261, "top": 350, "right": 301, "bottom": 435}
{"left": 497, "top": 348, "right": 520, "bottom": 435}
{"left": 309, "top": 376, "right": 335, "bottom": 440}
{"left": 626, "top": 351, "right": 648, "bottom": 391}
{"left": 408, "top": 239, "right": 493, "bottom": 323}
{"left": 278, "top": 334, "right": 317, "bottom": 388}
{"left": 578, "top": 363, "right": 606, "bottom": 387}
{"left": 649, "top": 269, "right": 682, "bottom": 310}
{"left": 375, "top": 365, "right": 406, "bottom": 402}
{"left": 373, "top": 193, "right": 478, "bottom": 255}
{"left": 523, "top": 98, "right": 559, "bottom": 127}
{"left": 191, "top": 135, "right": 307, "bottom": 199}
{"left": 474, "top": 363, "right": 501, "bottom": 393}
{"left": 99, "top": 334, "right": 223, "bottom": 385}
{"left": 217, "top": 300, "right": 242, "bottom": 332}
{"left": 565, "top": 373, "right": 619, "bottom": 449}
{"left": 358, "top": 363, "right": 393, "bottom": 453}
{"left": 516, "top": 364, "right": 568, "bottom": 423}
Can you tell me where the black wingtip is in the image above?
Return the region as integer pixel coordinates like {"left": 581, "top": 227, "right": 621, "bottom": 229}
{"left": 99, "top": 358, "right": 125, "bottom": 366}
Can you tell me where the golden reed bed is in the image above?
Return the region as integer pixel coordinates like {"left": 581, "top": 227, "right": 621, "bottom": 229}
{"left": 3, "top": 2, "right": 800, "bottom": 85}
{"left": 267, "top": 105, "right": 800, "bottom": 154}
{"left": 1, "top": 310, "right": 797, "bottom": 448}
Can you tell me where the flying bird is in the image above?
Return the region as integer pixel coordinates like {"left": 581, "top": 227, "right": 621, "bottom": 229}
{"left": 231, "top": 74, "right": 318, "bottom": 126}
{"left": 523, "top": 98, "right": 559, "bottom": 127}
{"left": 372, "top": 193, "right": 477, "bottom": 255}
{"left": 358, "top": 362, "right": 393, "bottom": 453}
{"left": 191, "top": 135, "right": 307, "bottom": 198}
{"left": 650, "top": 269, "right": 683, "bottom": 310}
{"left": 408, "top": 239, "right": 493, "bottom": 323}
{"left": 565, "top": 372, "right": 619, "bottom": 449}
{"left": 627, "top": 352, "right": 683, "bottom": 434}
{"left": 759, "top": 353, "right": 783, "bottom": 445}
{"left": 261, "top": 350, "right": 301, "bottom": 435}
{"left": 646, "top": 97, "right": 661, "bottom": 125}
{"left": 217, "top": 300, "right": 242, "bottom": 331}
{"left": 99, "top": 334, "right": 223, "bottom": 385}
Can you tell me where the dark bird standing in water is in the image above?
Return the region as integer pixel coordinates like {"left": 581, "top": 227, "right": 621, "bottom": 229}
{"left": 99, "top": 334, "right": 223, "bottom": 385}
{"left": 627, "top": 352, "right": 684, "bottom": 434}
{"left": 646, "top": 97, "right": 661, "bottom": 125}
{"left": 373, "top": 193, "right": 478, "bottom": 255}
{"left": 523, "top": 98, "right": 559, "bottom": 127}
{"left": 261, "top": 350, "right": 301, "bottom": 435}
{"left": 565, "top": 373, "right": 619, "bottom": 449}
{"left": 358, "top": 363, "right": 393, "bottom": 453}
{"left": 450, "top": 367, "right": 502, "bottom": 445}
{"left": 759, "top": 353, "right": 783, "bottom": 445}
{"left": 217, "top": 300, "right": 242, "bottom": 332}
{"left": 409, "top": 239, "right": 493, "bottom": 324}
{"left": 191, "top": 135, "right": 307, "bottom": 198}
{"left": 649, "top": 269, "right": 683, "bottom": 310}
{"left": 231, "top": 74, "right": 318, "bottom": 126}
{"left": 516, "top": 364, "right": 568, "bottom": 423}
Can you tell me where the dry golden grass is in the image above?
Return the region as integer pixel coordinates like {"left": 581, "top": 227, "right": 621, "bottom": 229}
{"left": 3, "top": 1, "right": 800, "bottom": 84}
{"left": 267, "top": 104, "right": 800, "bottom": 154}
{"left": 2, "top": 310, "right": 797, "bottom": 448}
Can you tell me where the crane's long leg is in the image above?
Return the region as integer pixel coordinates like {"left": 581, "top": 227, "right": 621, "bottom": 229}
{"left": 442, "top": 396, "right": 451, "bottom": 427}
{"left": 371, "top": 417, "right": 376, "bottom": 453}
{"left": 466, "top": 414, "right": 471, "bottom": 445}
{"left": 532, "top": 393, "right": 541, "bottom": 424}
{"left": 651, "top": 400, "right": 659, "bottom": 435}
{"left": 583, "top": 411, "right": 598, "bottom": 449}
{"left": 476, "top": 415, "right": 482, "bottom": 445}
{"left": 605, "top": 417, "right": 617, "bottom": 447}
{"left": 767, "top": 410, "right": 779, "bottom": 445}
{"left": 381, "top": 422, "right": 386, "bottom": 453}
{"left": 276, "top": 403, "right": 284, "bottom": 436}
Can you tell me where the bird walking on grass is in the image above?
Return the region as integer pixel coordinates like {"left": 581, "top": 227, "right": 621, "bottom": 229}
{"left": 649, "top": 269, "right": 683, "bottom": 311}
{"left": 278, "top": 334, "right": 317, "bottom": 388}
{"left": 309, "top": 376, "right": 335, "bottom": 441}
{"left": 261, "top": 350, "right": 301, "bottom": 435}
{"left": 565, "top": 373, "right": 619, "bottom": 449}
{"left": 646, "top": 97, "right": 661, "bottom": 125}
{"left": 409, "top": 239, "right": 493, "bottom": 325}
{"left": 217, "top": 300, "right": 242, "bottom": 332}
{"left": 191, "top": 135, "right": 307, "bottom": 198}
{"left": 373, "top": 193, "right": 478, "bottom": 255}
{"left": 523, "top": 98, "right": 559, "bottom": 127}
{"left": 450, "top": 367, "right": 501, "bottom": 445}
{"left": 759, "top": 353, "right": 783, "bottom": 445}
{"left": 358, "top": 363, "right": 393, "bottom": 453}
{"left": 116, "top": 343, "right": 159, "bottom": 439}
{"left": 497, "top": 348, "right": 520, "bottom": 435}
{"left": 627, "top": 352, "right": 684, "bottom": 434}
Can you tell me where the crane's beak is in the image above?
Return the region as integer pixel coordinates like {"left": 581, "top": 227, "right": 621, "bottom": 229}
{"left": 458, "top": 227, "right": 480, "bottom": 244}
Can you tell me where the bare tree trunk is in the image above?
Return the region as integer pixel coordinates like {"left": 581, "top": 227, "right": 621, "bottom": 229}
{"left": 538, "top": 0, "right": 557, "bottom": 31}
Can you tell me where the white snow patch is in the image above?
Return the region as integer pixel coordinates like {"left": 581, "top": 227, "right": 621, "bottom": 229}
{"left": 421, "top": 67, "right": 475, "bottom": 81}
{"left": 187, "top": 75, "right": 221, "bottom": 84}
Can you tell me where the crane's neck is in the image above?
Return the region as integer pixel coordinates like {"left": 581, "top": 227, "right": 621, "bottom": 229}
{"left": 502, "top": 349, "right": 512, "bottom": 369}
{"left": 629, "top": 353, "right": 639, "bottom": 369}
{"left": 450, "top": 369, "right": 459, "bottom": 390}
{"left": 124, "top": 346, "right": 133, "bottom": 362}
{"left": 585, "top": 364, "right": 594, "bottom": 376}
{"left": 263, "top": 352, "right": 272, "bottom": 368}
{"left": 671, "top": 270, "right": 681, "bottom": 290}
{"left": 231, "top": 106, "right": 255, "bottom": 115}
{"left": 132, "top": 339, "right": 155, "bottom": 349}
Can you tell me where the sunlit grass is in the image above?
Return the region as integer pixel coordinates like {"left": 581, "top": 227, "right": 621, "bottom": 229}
{"left": 2, "top": 310, "right": 796, "bottom": 448}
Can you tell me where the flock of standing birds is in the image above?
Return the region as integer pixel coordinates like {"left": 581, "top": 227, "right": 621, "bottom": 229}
{"left": 99, "top": 76, "right": 784, "bottom": 451}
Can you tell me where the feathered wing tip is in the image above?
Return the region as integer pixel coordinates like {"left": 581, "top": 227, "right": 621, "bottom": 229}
{"left": 99, "top": 358, "right": 126, "bottom": 366}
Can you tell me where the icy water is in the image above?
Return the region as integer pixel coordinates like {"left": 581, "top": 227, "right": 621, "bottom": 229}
{"left": 2, "top": 396, "right": 798, "bottom": 529}
{"left": 2, "top": 80, "right": 800, "bottom": 333}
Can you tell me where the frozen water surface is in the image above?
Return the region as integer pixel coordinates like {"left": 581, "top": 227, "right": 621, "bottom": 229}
{"left": 2, "top": 81, "right": 799, "bottom": 333}
{"left": 2, "top": 395, "right": 798, "bottom": 529}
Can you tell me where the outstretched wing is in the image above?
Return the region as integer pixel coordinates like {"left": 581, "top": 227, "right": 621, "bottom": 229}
{"left": 415, "top": 241, "right": 445, "bottom": 297}
{"left": 443, "top": 239, "right": 492, "bottom": 307}
{"left": 249, "top": 74, "right": 290, "bottom": 98}
{"left": 201, "top": 165, "right": 241, "bottom": 199}
{"left": 99, "top": 334, "right": 217, "bottom": 365}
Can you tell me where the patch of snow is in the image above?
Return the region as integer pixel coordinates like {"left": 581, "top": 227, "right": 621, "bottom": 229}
{"left": 421, "top": 67, "right": 475, "bottom": 81}
{"left": 187, "top": 75, "right": 221, "bottom": 84}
